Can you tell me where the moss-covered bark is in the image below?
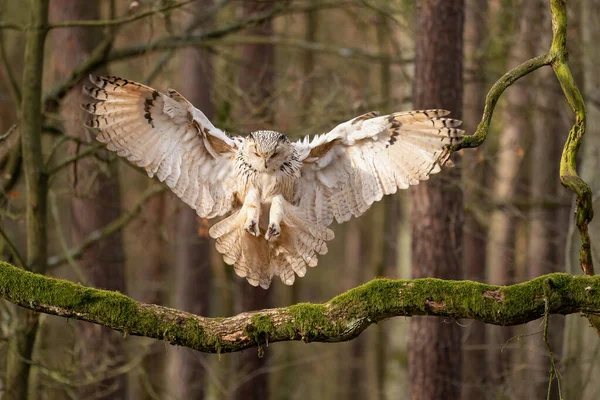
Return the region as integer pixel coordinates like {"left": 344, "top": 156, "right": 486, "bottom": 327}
{"left": 0, "top": 260, "right": 598, "bottom": 354}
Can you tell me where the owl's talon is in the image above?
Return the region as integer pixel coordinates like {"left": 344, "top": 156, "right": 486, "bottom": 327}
{"left": 265, "top": 223, "right": 280, "bottom": 241}
{"left": 244, "top": 220, "right": 260, "bottom": 236}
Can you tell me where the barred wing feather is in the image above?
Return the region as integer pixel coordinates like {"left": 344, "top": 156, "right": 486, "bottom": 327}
{"left": 82, "top": 75, "right": 239, "bottom": 218}
{"left": 294, "top": 110, "right": 464, "bottom": 226}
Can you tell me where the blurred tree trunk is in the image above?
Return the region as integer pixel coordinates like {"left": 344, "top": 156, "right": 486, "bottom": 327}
{"left": 233, "top": 1, "right": 275, "bottom": 399}
{"left": 408, "top": 1, "right": 464, "bottom": 400}
{"left": 165, "top": 2, "right": 216, "bottom": 399}
{"left": 374, "top": 12, "right": 396, "bottom": 400}
{"left": 526, "top": 2, "right": 569, "bottom": 398}
{"left": 461, "top": 1, "right": 488, "bottom": 398}
{"left": 485, "top": 1, "right": 536, "bottom": 393}
{"left": 130, "top": 193, "right": 167, "bottom": 400}
{"left": 4, "top": 1, "right": 49, "bottom": 399}
{"left": 563, "top": 0, "right": 598, "bottom": 398}
{"left": 337, "top": 219, "right": 369, "bottom": 399}
{"left": 50, "top": 1, "right": 127, "bottom": 398}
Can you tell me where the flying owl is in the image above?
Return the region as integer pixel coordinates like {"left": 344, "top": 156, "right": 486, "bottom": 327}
{"left": 83, "top": 75, "right": 464, "bottom": 289}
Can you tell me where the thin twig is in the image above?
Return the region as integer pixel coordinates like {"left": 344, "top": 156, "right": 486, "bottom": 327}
{"left": 0, "top": 22, "right": 22, "bottom": 31}
{"left": 0, "top": 30, "right": 21, "bottom": 106}
{"left": 46, "top": 143, "right": 105, "bottom": 176}
{"left": 0, "top": 224, "right": 25, "bottom": 268}
{"left": 47, "top": 185, "right": 167, "bottom": 268}
{"left": 43, "top": 1, "right": 283, "bottom": 110}
{"left": 48, "top": 191, "right": 87, "bottom": 284}
{"left": 543, "top": 279, "right": 563, "bottom": 400}
{"left": 47, "top": 0, "right": 196, "bottom": 29}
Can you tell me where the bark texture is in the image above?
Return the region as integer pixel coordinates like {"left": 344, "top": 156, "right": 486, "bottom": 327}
{"left": 4, "top": 1, "right": 48, "bottom": 399}
{"left": 50, "top": 1, "right": 126, "bottom": 398}
{"left": 408, "top": 3, "right": 464, "bottom": 400}
{"left": 166, "top": 2, "right": 215, "bottom": 396}
{"left": 1, "top": 261, "right": 599, "bottom": 354}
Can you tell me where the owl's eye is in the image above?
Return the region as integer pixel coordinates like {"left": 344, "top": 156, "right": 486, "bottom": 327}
{"left": 254, "top": 152, "right": 261, "bottom": 157}
{"left": 271, "top": 152, "right": 278, "bottom": 158}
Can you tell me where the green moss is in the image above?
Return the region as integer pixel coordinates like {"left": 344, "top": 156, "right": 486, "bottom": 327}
{"left": 245, "top": 314, "right": 277, "bottom": 345}
{"left": 285, "top": 302, "right": 335, "bottom": 340}
{"left": 2, "top": 261, "right": 599, "bottom": 352}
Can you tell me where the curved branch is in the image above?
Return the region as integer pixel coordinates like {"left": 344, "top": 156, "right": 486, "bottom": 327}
{"left": 451, "top": 53, "right": 553, "bottom": 150}
{"left": 550, "top": 0, "right": 594, "bottom": 276}
{"left": 0, "top": 260, "right": 598, "bottom": 354}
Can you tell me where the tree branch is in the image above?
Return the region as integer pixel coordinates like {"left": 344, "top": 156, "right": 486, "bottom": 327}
{"left": 47, "top": 185, "right": 166, "bottom": 268}
{"left": 47, "top": 0, "right": 196, "bottom": 29}
{"left": 0, "top": 261, "right": 598, "bottom": 354}
{"left": 451, "top": 53, "right": 553, "bottom": 151}
{"left": 42, "top": 2, "right": 286, "bottom": 110}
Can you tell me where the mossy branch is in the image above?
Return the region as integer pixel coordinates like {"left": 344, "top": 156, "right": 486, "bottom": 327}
{"left": 0, "top": 260, "right": 599, "bottom": 354}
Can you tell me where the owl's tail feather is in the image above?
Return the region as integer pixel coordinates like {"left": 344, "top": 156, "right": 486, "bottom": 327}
{"left": 210, "top": 203, "right": 335, "bottom": 289}
{"left": 210, "top": 210, "right": 273, "bottom": 289}
{"left": 271, "top": 202, "right": 334, "bottom": 286}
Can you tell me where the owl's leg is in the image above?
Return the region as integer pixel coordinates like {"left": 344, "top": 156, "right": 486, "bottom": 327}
{"left": 243, "top": 188, "right": 261, "bottom": 237}
{"left": 266, "top": 195, "right": 284, "bottom": 241}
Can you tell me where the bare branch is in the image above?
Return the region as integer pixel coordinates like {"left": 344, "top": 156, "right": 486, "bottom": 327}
{"left": 46, "top": 143, "right": 105, "bottom": 176}
{"left": 204, "top": 35, "right": 409, "bottom": 64}
{"left": 0, "top": 261, "right": 599, "bottom": 354}
{"left": 0, "top": 30, "right": 22, "bottom": 105}
{"left": 47, "top": 0, "right": 196, "bottom": 29}
{"left": 43, "top": 1, "right": 285, "bottom": 110}
{"left": 47, "top": 185, "right": 167, "bottom": 268}
{"left": 0, "top": 22, "right": 22, "bottom": 31}
{"left": 0, "top": 225, "right": 25, "bottom": 269}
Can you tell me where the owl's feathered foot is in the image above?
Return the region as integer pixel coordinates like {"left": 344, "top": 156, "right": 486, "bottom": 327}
{"left": 265, "top": 222, "right": 281, "bottom": 241}
{"left": 242, "top": 188, "right": 261, "bottom": 237}
{"left": 244, "top": 219, "right": 260, "bottom": 237}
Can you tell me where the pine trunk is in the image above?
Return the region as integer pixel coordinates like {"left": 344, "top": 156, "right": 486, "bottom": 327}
{"left": 408, "top": 1, "right": 464, "bottom": 400}
{"left": 166, "top": 3, "right": 216, "bottom": 397}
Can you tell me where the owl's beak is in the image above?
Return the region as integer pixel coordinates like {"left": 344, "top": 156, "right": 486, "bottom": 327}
{"left": 264, "top": 160, "right": 268, "bottom": 169}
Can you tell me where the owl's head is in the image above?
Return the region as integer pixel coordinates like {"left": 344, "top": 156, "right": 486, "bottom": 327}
{"left": 244, "top": 130, "right": 293, "bottom": 173}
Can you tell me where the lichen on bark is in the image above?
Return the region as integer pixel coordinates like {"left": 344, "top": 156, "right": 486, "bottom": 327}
{"left": 1, "top": 261, "right": 599, "bottom": 354}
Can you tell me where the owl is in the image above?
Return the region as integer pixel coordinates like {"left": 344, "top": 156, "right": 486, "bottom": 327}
{"left": 83, "top": 75, "right": 464, "bottom": 288}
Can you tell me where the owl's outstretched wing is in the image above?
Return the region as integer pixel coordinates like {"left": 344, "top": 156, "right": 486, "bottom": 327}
{"left": 294, "top": 110, "right": 464, "bottom": 226}
{"left": 82, "top": 75, "right": 240, "bottom": 218}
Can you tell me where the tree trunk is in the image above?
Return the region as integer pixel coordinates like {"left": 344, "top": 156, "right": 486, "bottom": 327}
{"left": 461, "top": 1, "right": 488, "bottom": 398}
{"left": 50, "top": 1, "right": 127, "bottom": 398}
{"left": 166, "top": 3, "right": 215, "bottom": 397}
{"left": 233, "top": 2, "right": 276, "bottom": 399}
{"left": 4, "top": 1, "right": 48, "bottom": 399}
{"left": 408, "top": 1, "right": 464, "bottom": 400}
{"left": 485, "top": 1, "right": 537, "bottom": 393}
{"left": 130, "top": 192, "right": 168, "bottom": 400}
